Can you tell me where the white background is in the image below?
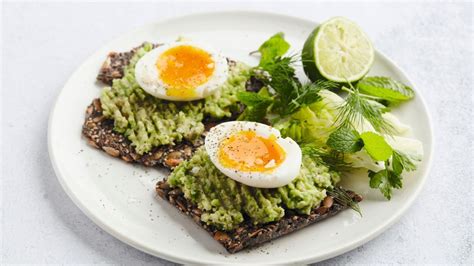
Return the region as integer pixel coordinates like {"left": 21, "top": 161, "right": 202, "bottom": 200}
{"left": 1, "top": 1, "right": 473, "bottom": 265}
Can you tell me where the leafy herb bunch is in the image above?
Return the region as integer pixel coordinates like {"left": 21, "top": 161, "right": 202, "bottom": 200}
{"left": 239, "top": 32, "right": 419, "bottom": 200}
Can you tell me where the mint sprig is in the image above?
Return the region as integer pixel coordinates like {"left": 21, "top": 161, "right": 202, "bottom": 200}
{"left": 357, "top": 76, "right": 414, "bottom": 103}
{"left": 327, "top": 127, "right": 363, "bottom": 153}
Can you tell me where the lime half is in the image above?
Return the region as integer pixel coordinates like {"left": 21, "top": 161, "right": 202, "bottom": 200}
{"left": 302, "top": 17, "right": 374, "bottom": 83}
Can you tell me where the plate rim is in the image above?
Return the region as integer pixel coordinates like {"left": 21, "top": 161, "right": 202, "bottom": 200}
{"left": 47, "top": 10, "right": 434, "bottom": 265}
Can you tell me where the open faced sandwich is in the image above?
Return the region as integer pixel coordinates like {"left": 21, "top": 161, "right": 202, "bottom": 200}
{"left": 82, "top": 17, "right": 423, "bottom": 253}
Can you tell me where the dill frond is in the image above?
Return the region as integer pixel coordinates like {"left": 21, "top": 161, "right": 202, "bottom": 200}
{"left": 335, "top": 86, "right": 395, "bottom": 135}
{"left": 326, "top": 186, "right": 362, "bottom": 216}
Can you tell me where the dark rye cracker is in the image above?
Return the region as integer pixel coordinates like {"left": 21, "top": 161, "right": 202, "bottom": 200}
{"left": 85, "top": 44, "right": 261, "bottom": 169}
{"left": 87, "top": 42, "right": 204, "bottom": 169}
{"left": 97, "top": 43, "right": 161, "bottom": 85}
{"left": 82, "top": 99, "right": 210, "bottom": 169}
{"left": 156, "top": 180, "right": 362, "bottom": 253}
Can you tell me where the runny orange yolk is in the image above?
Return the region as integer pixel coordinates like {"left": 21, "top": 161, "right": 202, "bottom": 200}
{"left": 218, "top": 131, "right": 286, "bottom": 172}
{"left": 156, "top": 45, "right": 215, "bottom": 98}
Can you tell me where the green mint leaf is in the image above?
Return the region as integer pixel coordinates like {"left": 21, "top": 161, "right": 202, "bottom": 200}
{"left": 258, "top": 32, "right": 290, "bottom": 68}
{"left": 327, "top": 127, "right": 363, "bottom": 153}
{"left": 360, "top": 132, "right": 393, "bottom": 161}
{"left": 237, "top": 91, "right": 273, "bottom": 107}
{"left": 357, "top": 76, "right": 415, "bottom": 103}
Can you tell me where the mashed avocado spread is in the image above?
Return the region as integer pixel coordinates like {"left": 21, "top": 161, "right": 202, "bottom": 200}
{"left": 100, "top": 43, "right": 250, "bottom": 154}
{"left": 168, "top": 148, "right": 340, "bottom": 231}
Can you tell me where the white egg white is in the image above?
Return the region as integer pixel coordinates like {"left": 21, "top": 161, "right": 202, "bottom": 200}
{"left": 134, "top": 42, "right": 229, "bottom": 101}
{"left": 205, "top": 121, "right": 302, "bottom": 188}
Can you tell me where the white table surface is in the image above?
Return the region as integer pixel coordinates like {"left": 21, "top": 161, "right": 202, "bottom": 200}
{"left": 2, "top": 1, "right": 473, "bottom": 265}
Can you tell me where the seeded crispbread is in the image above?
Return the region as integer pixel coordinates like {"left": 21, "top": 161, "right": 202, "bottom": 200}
{"left": 82, "top": 98, "right": 211, "bottom": 169}
{"left": 156, "top": 180, "right": 362, "bottom": 253}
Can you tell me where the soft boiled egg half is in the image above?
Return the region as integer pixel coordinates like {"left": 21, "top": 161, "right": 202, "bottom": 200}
{"left": 205, "top": 121, "right": 302, "bottom": 188}
{"left": 135, "top": 42, "right": 228, "bottom": 101}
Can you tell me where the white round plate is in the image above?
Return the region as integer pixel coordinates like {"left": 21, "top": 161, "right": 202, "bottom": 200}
{"left": 48, "top": 11, "right": 433, "bottom": 265}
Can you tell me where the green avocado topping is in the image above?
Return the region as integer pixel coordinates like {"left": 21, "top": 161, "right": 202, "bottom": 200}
{"left": 168, "top": 148, "right": 339, "bottom": 231}
{"left": 100, "top": 43, "right": 250, "bottom": 154}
